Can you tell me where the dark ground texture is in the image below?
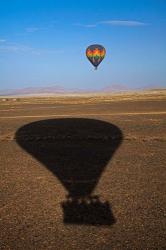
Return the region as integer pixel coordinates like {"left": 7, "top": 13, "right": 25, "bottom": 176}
{"left": 0, "top": 97, "right": 166, "bottom": 250}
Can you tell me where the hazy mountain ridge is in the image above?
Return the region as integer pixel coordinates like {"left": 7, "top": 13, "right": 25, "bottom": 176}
{"left": 0, "top": 84, "right": 165, "bottom": 96}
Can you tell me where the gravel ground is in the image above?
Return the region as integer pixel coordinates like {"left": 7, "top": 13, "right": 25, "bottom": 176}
{"left": 0, "top": 97, "right": 166, "bottom": 250}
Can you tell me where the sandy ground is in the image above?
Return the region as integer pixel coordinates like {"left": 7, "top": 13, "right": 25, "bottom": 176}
{"left": 0, "top": 94, "right": 166, "bottom": 250}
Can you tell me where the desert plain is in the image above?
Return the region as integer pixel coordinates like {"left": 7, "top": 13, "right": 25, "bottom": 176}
{"left": 0, "top": 90, "right": 166, "bottom": 250}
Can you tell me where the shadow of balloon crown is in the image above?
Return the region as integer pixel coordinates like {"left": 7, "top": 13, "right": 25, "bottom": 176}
{"left": 15, "top": 134, "right": 122, "bottom": 141}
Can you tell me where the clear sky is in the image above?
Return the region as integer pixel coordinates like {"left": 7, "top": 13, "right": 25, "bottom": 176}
{"left": 0, "top": 0, "right": 166, "bottom": 91}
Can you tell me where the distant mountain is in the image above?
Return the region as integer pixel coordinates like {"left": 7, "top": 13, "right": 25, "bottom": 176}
{"left": 0, "top": 85, "right": 97, "bottom": 96}
{"left": 0, "top": 84, "right": 165, "bottom": 96}
{"left": 141, "top": 84, "right": 165, "bottom": 90}
{"left": 101, "top": 84, "right": 129, "bottom": 92}
{"left": 0, "top": 85, "right": 67, "bottom": 96}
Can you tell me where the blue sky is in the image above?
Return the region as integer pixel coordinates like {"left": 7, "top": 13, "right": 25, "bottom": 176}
{"left": 0, "top": 0, "right": 166, "bottom": 91}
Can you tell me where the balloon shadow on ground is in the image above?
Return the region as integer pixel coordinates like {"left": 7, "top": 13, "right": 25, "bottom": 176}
{"left": 16, "top": 118, "right": 123, "bottom": 226}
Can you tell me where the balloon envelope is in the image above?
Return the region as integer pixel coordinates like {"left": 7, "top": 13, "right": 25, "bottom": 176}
{"left": 86, "top": 44, "right": 106, "bottom": 69}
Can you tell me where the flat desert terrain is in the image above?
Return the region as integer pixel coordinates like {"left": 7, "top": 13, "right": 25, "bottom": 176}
{"left": 0, "top": 91, "right": 166, "bottom": 250}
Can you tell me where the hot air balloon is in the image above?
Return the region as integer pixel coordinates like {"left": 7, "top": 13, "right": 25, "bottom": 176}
{"left": 86, "top": 44, "right": 106, "bottom": 70}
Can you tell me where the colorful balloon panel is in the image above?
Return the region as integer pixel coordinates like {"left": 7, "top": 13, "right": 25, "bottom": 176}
{"left": 86, "top": 44, "right": 106, "bottom": 69}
